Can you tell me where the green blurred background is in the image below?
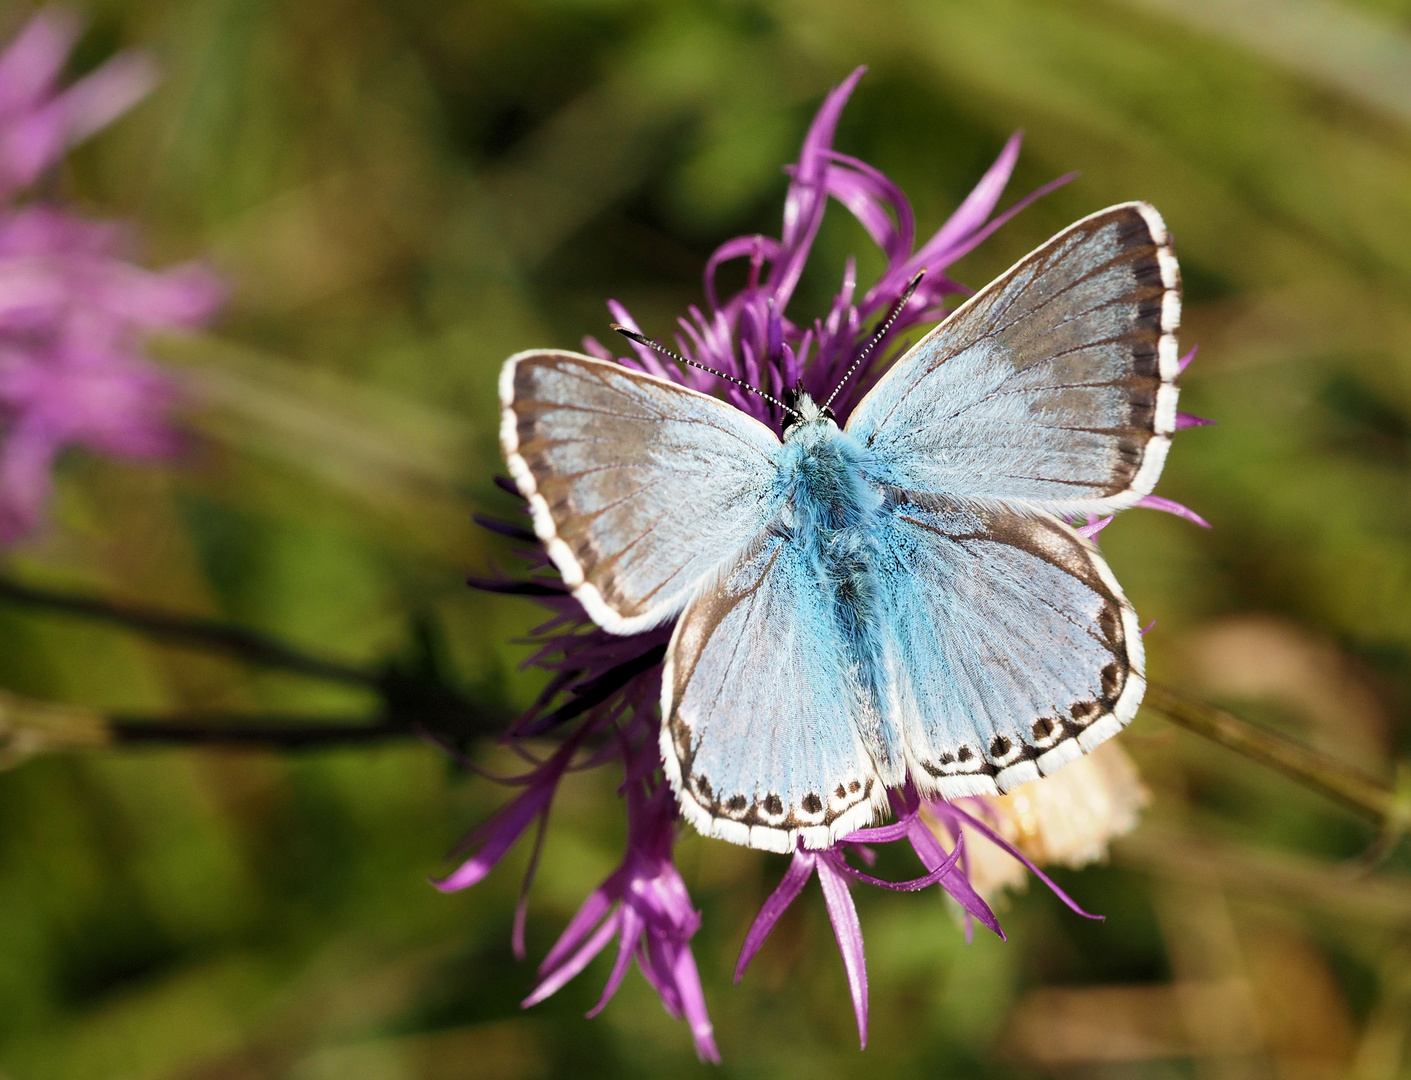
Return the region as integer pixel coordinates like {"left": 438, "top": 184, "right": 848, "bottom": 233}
{"left": 3, "top": 0, "right": 1411, "bottom": 1075}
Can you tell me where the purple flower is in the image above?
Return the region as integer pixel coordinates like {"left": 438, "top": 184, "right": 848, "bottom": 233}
{"left": 454, "top": 66, "right": 1211, "bottom": 1057}
{"left": 524, "top": 752, "right": 719, "bottom": 1064}
{"left": 0, "top": 10, "right": 222, "bottom": 540}
{"left": 0, "top": 9, "right": 157, "bottom": 199}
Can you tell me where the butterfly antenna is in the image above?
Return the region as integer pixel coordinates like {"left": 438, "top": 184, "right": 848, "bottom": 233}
{"left": 822, "top": 269, "right": 927, "bottom": 411}
{"left": 610, "top": 324, "right": 801, "bottom": 420}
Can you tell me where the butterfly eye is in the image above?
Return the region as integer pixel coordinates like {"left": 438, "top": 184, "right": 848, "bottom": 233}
{"left": 821, "top": 406, "right": 836, "bottom": 423}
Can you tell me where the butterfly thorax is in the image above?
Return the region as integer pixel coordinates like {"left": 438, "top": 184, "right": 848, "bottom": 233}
{"left": 778, "top": 392, "right": 880, "bottom": 538}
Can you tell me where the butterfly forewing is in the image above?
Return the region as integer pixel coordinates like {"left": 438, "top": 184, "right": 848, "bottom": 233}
{"left": 501, "top": 351, "right": 783, "bottom": 634}
{"left": 875, "top": 499, "right": 1144, "bottom": 797}
{"left": 847, "top": 202, "right": 1180, "bottom": 515}
{"left": 661, "top": 531, "right": 890, "bottom": 853}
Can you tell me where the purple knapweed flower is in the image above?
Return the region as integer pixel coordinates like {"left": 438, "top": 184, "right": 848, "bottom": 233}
{"left": 452, "top": 66, "right": 1210, "bottom": 1058}
{"left": 0, "top": 10, "right": 222, "bottom": 541}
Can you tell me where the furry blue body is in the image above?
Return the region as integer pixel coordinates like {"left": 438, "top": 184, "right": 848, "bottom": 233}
{"left": 773, "top": 394, "right": 904, "bottom": 779}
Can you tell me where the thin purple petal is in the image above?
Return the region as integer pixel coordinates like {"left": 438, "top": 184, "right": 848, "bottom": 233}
{"left": 909, "top": 169, "right": 1077, "bottom": 275}
{"left": 942, "top": 802, "right": 1103, "bottom": 921}
{"left": 772, "top": 66, "right": 867, "bottom": 308}
{"left": 587, "top": 904, "right": 644, "bottom": 1017}
{"left": 1178, "top": 345, "right": 1198, "bottom": 374}
{"left": 1136, "top": 494, "right": 1211, "bottom": 528}
{"left": 1176, "top": 412, "right": 1215, "bottom": 429}
{"left": 920, "top": 131, "right": 1023, "bottom": 261}
{"left": 523, "top": 908, "right": 623, "bottom": 1008}
{"left": 0, "top": 12, "right": 76, "bottom": 118}
{"left": 434, "top": 778, "right": 557, "bottom": 892}
{"left": 816, "top": 855, "right": 869, "bottom": 1049}
{"left": 827, "top": 834, "right": 963, "bottom": 892}
{"left": 822, "top": 151, "right": 915, "bottom": 263}
{"left": 1078, "top": 515, "right": 1113, "bottom": 540}
{"left": 840, "top": 819, "right": 914, "bottom": 844}
{"left": 905, "top": 819, "right": 1003, "bottom": 938}
{"left": 512, "top": 810, "right": 552, "bottom": 961}
{"left": 671, "top": 942, "right": 722, "bottom": 1063}
{"left": 735, "top": 849, "right": 816, "bottom": 981}
{"left": 704, "top": 233, "right": 779, "bottom": 312}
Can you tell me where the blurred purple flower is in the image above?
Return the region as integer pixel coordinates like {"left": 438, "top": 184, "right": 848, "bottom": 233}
{"left": 0, "top": 10, "right": 222, "bottom": 540}
{"left": 0, "top": 8, "right": 157, "bottom": 198}
{"left": 454, "top": 65, "right": 1209, "bottom": 1058}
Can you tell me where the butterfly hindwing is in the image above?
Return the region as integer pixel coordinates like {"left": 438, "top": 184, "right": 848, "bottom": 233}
{"left": 874, "top": 496, "right": 1145, "bottom": 797}
{"left": 847, "top": 202, "right": 1180, "bottom": 515}
{"left": 661, "top": 531, "right": 891, "bottom": 853}
{"left": 501, "top": 351, "right": 783, "bottom": 634}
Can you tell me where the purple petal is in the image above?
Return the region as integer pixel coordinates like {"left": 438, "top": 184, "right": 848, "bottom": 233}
{"left": 1141, "top": 619, "right": 1157, "bottom": 636}
{"left": 49, "top": 51, "right": 158, "bottom": 148}
{"left": 539, "top": 869, "right": 629, "bottom": 976}
{"left": 605, "top": 299, "right": 672, "bottom": 380}
{"left": 1078, "top": 515, "right": 1113, "bottom": 540}
{"left": 828, "top": 835, "right": 962, "bottom": 892}
{"left": 671, "top": 941, "right": 721, "bottom": 1063}
{"left": 635, "top": 932, "right": 684, "bottom": 1018}
{"left": 434, "top": 778, "right": 557, "bottom": 892}
{"left": 512, "top": 810, "right": 552, "bottom": 961}
{"left": 704, "top": 233, "right": 779, "bottom": 312}
{"left": 587, "top": 904, "right": 644, "bottom": 1017}
{"left": 1176, "top": 412, "right": 1215, "bottom": 429}
{"left": 914, "top": 168, "right": 1077, "bottom": 272}
{"left": 942, "top": 802, "right": 1103, "bottom": 921}
{"left": 523, "top": 908, "right": 623, "bottom": 1008}
{"left": 0, "top": 51, "right": 157, "bottom": 192}
{"left": 816, "top": 855, "right": 869, "bottom": 1049}
{"left": 0, "top": 412, "right": 58, "bottom": 541}
{"left": 921, "top": 131, "right": 1024, "bottom": 261}
{"left": 1178, "top": 345, "right": 1198, "bottom": 374}
{"left": 0, "top": 11, "right": 76, "bottom": 118}
{"left": 840, "top": 819, "right": 914, "bottom": 844}
{"left": 822, "top": 151, "right": 915, "bottom": 263}
{"left": 539, "top": 865, "right": 629, "bottom": 974}
{"left": 772, "top": 66, "right": 866, "bottom": 308}
{"left": 905, "top": 819, "right": 1003, "bottom": 938}
{"left": 94, "top": 260, "right": 224, "bottom": 328}
{"left": 734, "top": 849, "right": 816, "bottom": 982}
{"left": 1136, "top": 494, "right": 1211, "bottom": 529}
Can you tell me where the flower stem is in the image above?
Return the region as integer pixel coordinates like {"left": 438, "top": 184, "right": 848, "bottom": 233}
{"left": 1143, "top": 682, "right": 1409, "bottom": 831}
{"left": 0, "top": 576, "right": 378, "bottom": 686}
{"left": 0, "top": 577, "right": 515, "bottom": 761}
{"left": 109, "top": 714, "right": 415, "bottom": 747}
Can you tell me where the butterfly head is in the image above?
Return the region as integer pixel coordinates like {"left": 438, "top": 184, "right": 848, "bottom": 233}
{"left": 781, "top": 385, "right": 836, "bottom": 439}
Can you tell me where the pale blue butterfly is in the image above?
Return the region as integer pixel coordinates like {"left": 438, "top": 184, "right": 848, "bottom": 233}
{"left": 500, "top": 203, "right": 1180, "bottom": 854}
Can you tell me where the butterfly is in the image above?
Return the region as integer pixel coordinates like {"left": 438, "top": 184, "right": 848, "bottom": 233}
{"left": 499, "top": 202, "right": 1180, "bottom": 854}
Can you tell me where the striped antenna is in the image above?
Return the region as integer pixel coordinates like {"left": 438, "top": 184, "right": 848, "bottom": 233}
{"left": 823, "top": 269, "right": 927, "bottom": 411}
{"left": 611, "top": 325, "right": 801, "bottom": 421}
